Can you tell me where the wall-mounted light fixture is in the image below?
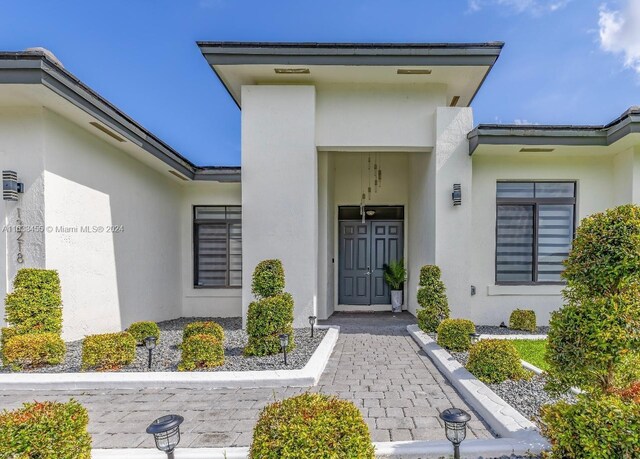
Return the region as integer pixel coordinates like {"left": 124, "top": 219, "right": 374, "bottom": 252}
{"left": 3, "top": 171, "right": 24, "bottom": 201}
{"left": 452, "top": 184, "right": 462, "bottom": 206}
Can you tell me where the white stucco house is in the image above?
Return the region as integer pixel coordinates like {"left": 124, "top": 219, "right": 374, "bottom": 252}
{"left": 0, "top": 42, "right": 638, "bottom": 340}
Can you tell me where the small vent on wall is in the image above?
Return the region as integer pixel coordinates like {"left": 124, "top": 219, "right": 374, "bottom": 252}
{"left": 519, "top": 147, "right": 555, "bottom": 153}
{"left": 397, "top": 69, "right": 432, "bottom": 75}
{"left": 449, "top": 96, "right": 460, "bottom": 107}
{"left": 274, "top": 68, "right": 310, "bottom": 74}
{"left": 168, "top": 170, "right": 188, "bottom": 181}
{"left": 89, "top": 122, "right": 126, "bottom": 142}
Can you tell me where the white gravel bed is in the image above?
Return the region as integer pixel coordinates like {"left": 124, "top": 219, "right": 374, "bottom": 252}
{"left": 450, "top": 351, "right": 575, "bottom": 425}
{"left": 476, "top": 325, "right": 549, "bottom": 335}
{"left": 0, "top": 317, "right": 326, "bottom": 373}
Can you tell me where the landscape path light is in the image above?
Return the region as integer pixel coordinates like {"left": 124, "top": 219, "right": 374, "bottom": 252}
{"left": 146, "top": 414, "right": 184, "bottom": 459}
{"left": 308, "top": 315, "right": 317, "bottom": 337}
{"left": 469, "top": 333, "right": 480, "bottom": 345}
{"left": 144, "top": 336, "right": 157, "bottom": 370}
{"left": 440, "top": 407, "right": 471, "bottom": 459}
{"left": 279, "top": 333, "right": 289, "bottom": 365}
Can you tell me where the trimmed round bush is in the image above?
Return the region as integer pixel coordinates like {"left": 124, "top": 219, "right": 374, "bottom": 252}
{"left": 416, "top": 265, "right": 449, "bottom": 333}
{"left": 466, "top": 339, "right": 529, "bottom": 383}
{"left": 250, "top": 393, "right": 375, "bottom": 459}
{"left": 509, "top": 309, "right": 536, "bottom": 332}
{"left": 2, "top": 333, "right": 65, "bottom": 369}
{"left": 0, "top": 400, "right": 91, "bottom": 459}
{"left": 178, "top": 334, "right": 224, "bottom": 371}
{"left": 81, "top": 332, "right": 136, "bottom": 371}
{"left": 541, "top": 394, "right": 640, "bottom": 459}
{"left": 183, "top": 321, "right": 224, "bottom": 343}
{"left": 251, "top": 259, "right": 285, "bottom": 299}
{"left": 0, "top": 327, "right": 17, "bottom": 364}
{"left": 436, "top": 318, "right": 475, "bottom": 352}
{"left": 245, "top": 293, "right": 295, "bottom": 356}
{"left": 127, "top": 321, "right": 160, "bottom": 344}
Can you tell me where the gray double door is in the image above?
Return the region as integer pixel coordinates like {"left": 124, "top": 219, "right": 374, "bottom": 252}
{"left": 339, "top": 220, "right": 404, "bottom": 305}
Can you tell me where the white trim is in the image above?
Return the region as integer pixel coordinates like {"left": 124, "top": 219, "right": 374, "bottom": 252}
{"left": 480, "top": 334, "right": 547, "bottom": 340}
{"left": 487, "top": 284, "right": 563, "bottom": 296}
{"left": 0, "top": 326, "right": 339, "bottom": 391}
{"left": 335, "top": 304, "right": 396, "bottom": 312}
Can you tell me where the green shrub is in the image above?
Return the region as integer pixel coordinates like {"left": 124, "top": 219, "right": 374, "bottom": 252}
{"left": 436, "top": 318, "right": 475, "bottom": 352}
{"left": 126, "top": 321, "right": 160, "bottom": 344}
{"left": 5, "top": 269, "right": 62, "bottom": 336}
{"left": 546, "top": 284, "right": 640, "bottom": 394}
{"left": 178, "top": 334, "right": 224, "bottom": 371}
{"left": 3, "top": 333, "right": 65, "bottom": 369}
{"left": 0, "top": 399, "right": 91, "bottom": 459}
{"left": 509, "top": 309, "right": 536, "bottom": 332}
{"left": 251, "top": 259, "right": 285, "bottom": 299}
{"left": 466, "top": 339, "right": 529, "bottom": 384}
{"left": 183, "top": 321, "right": 224, "bottom": 343}
{"left": 0, "top": 327, "right": 17, "bottom": 364}
{"left": 245, "top": 293, "right": 295, "bottom": 356}
{"left": 383, "top": 259, "right": 406, "bottom": 290}
{"left": 81, "top": 332, "right": 136, "bottom": 371}
{"left": 540, "top": 394, "right": 640, "bottom": 459}
{"left": 250, "top": 393, "right": 375, "bottom": 459}
{"left": 416, "top": 265, "right": 449, "bottom": 332}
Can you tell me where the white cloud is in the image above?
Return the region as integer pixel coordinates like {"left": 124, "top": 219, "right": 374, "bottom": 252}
{"left": 513, "top": 119, "right": 540, "bottom": 125}
{"left": 468, "top": 0, "right": 571, "bottom": 15}
{"left": 599, "top": 0, "right": 640, "bottom": 74}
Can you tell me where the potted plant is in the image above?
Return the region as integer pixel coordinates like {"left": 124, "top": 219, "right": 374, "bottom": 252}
{"left": 384, "top": 259, "right": 407, "bottom": 313}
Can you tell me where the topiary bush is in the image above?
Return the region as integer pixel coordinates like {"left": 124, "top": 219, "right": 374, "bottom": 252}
{"left": 436, "top": 318, "right": 475, "bottom": 352}
{"left": 0, "top": 327, "right": 17, "bottom": 364}
{"left": 3, "top": 333, "right": 65, "bottom": 369}
{"left": 0, "top": 399, "right": 92, "bottom": 459}
{"left": 127, "top": 321, "right": 160, "bottom": 344}
{"left": 183, "top": 321, "right": 224, "bottom": 343}
{"left": 509, "top": 309, "right": 536, "bottom": 332}
{"left": 4, "top": 269, "right": 62, "bottom": 336}
{"left": 251, "top": 259, "right": 285, "bottom": 299}
{"left": 250, "top": 393, "right": 375, "bottom": 459}
{"left": 178, "top": 334, "right": 224, "bottom": 371}
{"left": 466, "top": 339, "right": 529, "bottom": 384}
{"left": 245, "top": 293, "right": 295, "bottom": 356}
{"left": 81, "top": 332, "right": 136, "bottom": 371}
{"left": 540, "top": 394, "right": 640, "bottom": 459}
{"left": 416, "top": 265, "right": 449, "bottom": 332}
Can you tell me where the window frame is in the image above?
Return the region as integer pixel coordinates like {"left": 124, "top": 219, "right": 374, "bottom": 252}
{"left": 193, "top": 205, "right": 242, "bottom": 289}
{"left": 494, "top": 181, "right": 576, "bottom": 286}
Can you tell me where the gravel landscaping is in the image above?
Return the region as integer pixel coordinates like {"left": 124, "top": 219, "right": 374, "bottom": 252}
{"left": 0, "top": 317, "right": 327, "bottom": 373}
{"left": 475, "top": 325, "right": 549, "bottom": 335}
{"left": 451, "top": 351, "right": 575, "bottom": 424}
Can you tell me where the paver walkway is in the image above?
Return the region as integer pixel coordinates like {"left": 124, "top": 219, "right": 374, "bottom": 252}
{"left": 0, "top": 312, "right": 492, "bottom": 448}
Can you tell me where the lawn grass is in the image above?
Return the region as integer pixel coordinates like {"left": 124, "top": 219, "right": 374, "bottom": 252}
{"left": 510, "top": 339, "right": 549, "bottom": 371}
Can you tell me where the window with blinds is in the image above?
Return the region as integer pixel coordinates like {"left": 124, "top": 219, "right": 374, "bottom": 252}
{"left": 194, "top": 206, "right": 242, "bottom": 287}
{"left": 496, "top": 182, "right": 575, "bottom": 284}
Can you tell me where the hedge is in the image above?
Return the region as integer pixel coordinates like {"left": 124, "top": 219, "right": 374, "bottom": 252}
{"left": 81, "top": 332, "right": 136, "bottom": 371}
{"left": 251, "top": 259, "right": 285, "bottom": 299}
{"left": 178, "top": 334, "right": 224, "bottom": 371}
{"left": 126, "top": 321, "right": 160, "bottom": 344}
{"left": 466, "top": 339, "right": 529, "bottom": 384}
{"left": 183, "top": 321, "right": 224, "bottom": 343}
{"left": 250, "top": 393, "right": 375, "bottom": 459}
{"left": 2, "top": 333, "right": 65, "bottom": 369}
{"left": 245, "top": 293, "right": 295, "bottom": 356}
{"left": 509, "top": 309, "right": 536, "bottom": 332}
{"left": 416, "top": 265, "right": 449, "bottom": 333}
{"left": 436, "top": 318, "right": 475, "bottom": 352}
{"left": 0, "top": 400, "right": 91, "bottom": 459}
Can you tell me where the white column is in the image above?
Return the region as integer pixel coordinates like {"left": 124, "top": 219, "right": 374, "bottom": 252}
{"left": 241, "top": 85, "right": 318, "bottom": 327}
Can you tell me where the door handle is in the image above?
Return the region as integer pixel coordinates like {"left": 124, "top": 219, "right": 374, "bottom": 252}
{"left": 366, "top": 267, "right": 371, "bottom": 276}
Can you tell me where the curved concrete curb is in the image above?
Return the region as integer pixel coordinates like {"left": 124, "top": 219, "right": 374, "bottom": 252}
{"left": 521, "top": 359, "right": 583, "bottom": 396}
{"left": 0, "top": 326, "right": 339, "bottom": 391}
{"left": 480, "top": 334, "right": 547, "bottom": 340}
{"left": 407, "top": 324, "right": 549, "bottom": 456}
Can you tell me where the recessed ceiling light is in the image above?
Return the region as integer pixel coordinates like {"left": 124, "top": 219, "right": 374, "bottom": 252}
{"left": 449, "top": 96, "right": 460, "bottom": 107}
{"left": 519, "top": 148, "right": 555, "bottom": 153}
{"left": 397, "top": 69, "right": 432, "bottom": 75}
{"left": 274, "top": 68, "right": 310, "bottom": 74}
{"left": 89, "top": 121, "right": 125, "bottom": 142}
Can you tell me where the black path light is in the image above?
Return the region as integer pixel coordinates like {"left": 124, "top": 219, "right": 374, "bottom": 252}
{"left": 146, "top": 414, "right": 184, "bottom": 459}
{"left": 308, "top": 315, "right": 317, "bottom": 337}
{"left": 279, "top": 333, "right": 289, "bottom": 365}
{"left": 144, "top": 336, "right": 157, "bottom": 370}
{"left": 440, "top": 408, "right": 471, "bottom": 459}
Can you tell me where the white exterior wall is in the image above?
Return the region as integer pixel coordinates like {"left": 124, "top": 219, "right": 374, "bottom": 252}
{"left": 43, "top": 110, "right": 182, "bottom": 340}
{"left": 469, "top": 153, "right": 617, "bottom": 326}
{"left": 614, "top": 147, "right": 640, "bottom": 204}
{"left": 180, "top": 182, "right": 242, "bottom": 318}
{"left": 241, "top": 85, "right": 318, "bottom": 327}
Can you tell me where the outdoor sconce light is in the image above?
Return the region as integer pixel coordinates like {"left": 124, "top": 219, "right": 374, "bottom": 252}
{"left": 469, "top": 333, "right": 480, "bottom": 345}
{"left": 146, "top": 414, "right": 184, "bottom": 459}
{"left": 308, "top": 315, "right": 317, "bottom": 338}
{"left": 499, "top": 321, "right": 508, "bottom": 328}
{"left": 440, "top": 407, "right": 471, "bottom": 459}
{"left": 452, "top": 184, "right": 462, "bottom": 206}
{"left": 144, "top": 336, "right": 157, "bottom": 370}
{"left": 3, "top": 171, "right": 24, "bottom": 201}
{"left": 279, "top": 333, "right": 289, "bottom": 365}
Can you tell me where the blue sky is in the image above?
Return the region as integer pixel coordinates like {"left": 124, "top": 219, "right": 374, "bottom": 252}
{"left": 1, "top": 0, "right": 639, "bottom": 166}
